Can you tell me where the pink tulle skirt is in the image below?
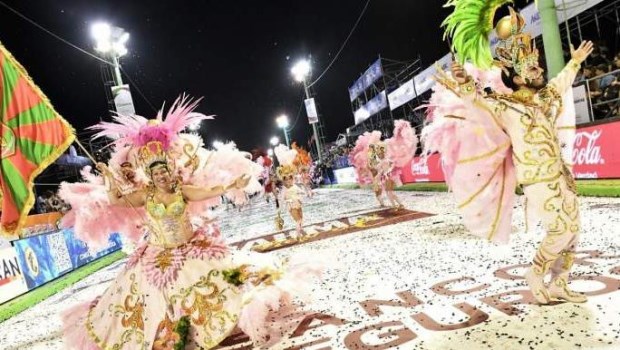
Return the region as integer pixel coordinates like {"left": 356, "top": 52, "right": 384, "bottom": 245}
{"left": 62, "top": 225, "right": 322, "bottom": 350}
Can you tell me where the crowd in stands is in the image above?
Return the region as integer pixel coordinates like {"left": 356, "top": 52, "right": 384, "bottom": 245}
{"left": 36, "top": 190, "right": 70, "bottom": 214}
{"left": 576, "top": 40, "right": 620, "bottom": 121}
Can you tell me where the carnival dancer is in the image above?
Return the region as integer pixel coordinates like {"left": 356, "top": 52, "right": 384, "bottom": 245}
{"left": 59, "top": 96, "right": 323, "bottom": 349}
{"left": 274, "top": 144, "right": 305, "bottom": 235}
{"left": 292, "top": 142, "right": 314, "bottom": 198}
{"left": 424, "top": 0, "right": 594, "bottom": 304}
{"left": 349, "top": 120, "right": 418, "bottom": 209}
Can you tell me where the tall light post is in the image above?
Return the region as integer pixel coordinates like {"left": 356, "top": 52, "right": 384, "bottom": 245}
{"left": 275, "top": 115, "right": 290, "bottom": 147}
{"left": 91, "top": 22, "right": 129, "bottom": 86}
{"left": 291, "top": 59, "right": 322, "bottom": 162}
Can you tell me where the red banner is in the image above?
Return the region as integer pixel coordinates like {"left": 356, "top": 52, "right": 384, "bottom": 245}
{"left": 400, "top": 153, "right": 446, "bottom": 183}
{"left": 400, "top": 120, "right": 620, "bottom": 184}
{"left": 572, "top": 120, "right": 620, "bottom": 179}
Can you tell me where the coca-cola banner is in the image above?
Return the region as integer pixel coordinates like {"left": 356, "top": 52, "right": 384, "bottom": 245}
{"left": 572, "top": 120, "right": 620, "bottom": 179}
{"left": 400, "top": 153, "right": 446, "bottom": 183}
{"left": 400, "top": 121, "right": 620, "bottom": 184}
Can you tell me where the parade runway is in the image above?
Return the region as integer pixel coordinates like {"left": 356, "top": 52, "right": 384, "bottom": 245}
{"left": 1, "top": 188, "right": 620, "bottom": 349}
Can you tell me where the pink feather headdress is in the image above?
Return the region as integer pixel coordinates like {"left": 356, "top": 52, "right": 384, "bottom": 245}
{"left": 89, "top": 94, "right": 213, "bottom": 172}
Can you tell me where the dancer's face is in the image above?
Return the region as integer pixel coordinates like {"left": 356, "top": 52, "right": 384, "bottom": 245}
{"left": 150, "top": 164, "right": 172, "bottom": 190}
{"left": 376, "top": 148, "right": 386, "bottom": 159}
{"left": 515, "top": 63, "right": 546, "bottom": 90}
{"left": 283, "top": 175, "right": 294, "bottom": 188}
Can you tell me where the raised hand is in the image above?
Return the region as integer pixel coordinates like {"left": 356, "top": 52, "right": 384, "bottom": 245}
{"left": 571, "top": 41, "right": 594, "bottom": 63}
{"left": 451, "top": 61, "right": 468, "bottom": 84}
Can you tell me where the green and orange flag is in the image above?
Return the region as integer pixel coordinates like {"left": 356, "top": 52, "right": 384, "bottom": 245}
{"left": 0, "top": 42, "right": 75, "bottom": 237}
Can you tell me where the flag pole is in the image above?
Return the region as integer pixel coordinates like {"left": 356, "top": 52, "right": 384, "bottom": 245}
{"left": 73, "top": 138, "right": 98, "bottom": 165}
{"left": 73, "top": 138, "right": 146, "bottom": 221}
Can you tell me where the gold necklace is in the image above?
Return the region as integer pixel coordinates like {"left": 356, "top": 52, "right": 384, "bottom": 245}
{"left": 511, "top": 89, "right": 535, "bottom": 104}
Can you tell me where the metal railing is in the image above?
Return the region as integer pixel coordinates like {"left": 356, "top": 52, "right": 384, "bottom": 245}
{"left": 581, "top": 67, "right": 620, "bottom": 122}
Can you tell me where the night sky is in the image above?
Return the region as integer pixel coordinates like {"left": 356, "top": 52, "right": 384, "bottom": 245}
{"left": 2, "top": 0, "right": 506, "bottom": 151}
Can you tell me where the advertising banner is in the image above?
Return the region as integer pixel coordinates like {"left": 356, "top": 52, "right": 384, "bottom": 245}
{"left": 13, "top": 230, "right": 72, "bottom": 290}
{"left": 400, "top": 153, "right": 446, "bottom": 183}
{"left": 0, "top": 247, "right": 29, "bottom": 304}
{"left": 399, "top": 121, "right": 620, "bottom": 184}
{"left": 572, "top": 84, "right": 591, "bottom": 125}
{"left": 0, "top": 238, "right": 13, "bottom": 249}
{"left": 20, "top": 212, "right": 62, "bottom": 238}
{"left": 334, "top": 166, "right": 357, "bottom": 184}
{"left": 388, "top": 79, "right": 416, "bottom": 111}
{"left": 354, "top": 91, "right": 388, "bottom": 125}
{"left": 349, "top": 59, "right": 383, "bottom": 101}
{"left": 411, "top": 54, "right": 452, "bottom": 98}
{"left": 111, "top": 84, "right": 136, "bottom": 117}
{"left": 62, "top": 229, "right": 123, "bottom": 269}
{"left": 572, "top": 121, "right": 620, "bottom": 179}
{"left": 304, "top": 98, "right": 319, "bottom": 124}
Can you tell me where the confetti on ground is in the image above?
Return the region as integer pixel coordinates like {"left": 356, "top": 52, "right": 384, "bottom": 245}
{"left": 1, "top": 189, "right": 619, "bottom": 349}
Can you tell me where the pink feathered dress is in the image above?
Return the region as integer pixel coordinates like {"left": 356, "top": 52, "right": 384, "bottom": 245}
{"left": 62, "top": 188, "right": 321, "bottom": 350}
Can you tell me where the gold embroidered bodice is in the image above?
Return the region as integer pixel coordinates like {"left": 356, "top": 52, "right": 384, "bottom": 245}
{"left": 145, "top": 188, "right": 193, "bottom": 247}
{"left": 490, "top": 85, "right": 569, "bottom": 185}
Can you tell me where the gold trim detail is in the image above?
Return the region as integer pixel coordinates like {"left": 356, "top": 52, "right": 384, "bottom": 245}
{"left": 457, "top": 142, "right": 510, "bottom": 164}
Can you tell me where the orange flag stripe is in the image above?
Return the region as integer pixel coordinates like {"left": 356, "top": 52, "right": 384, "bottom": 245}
{"left": 15, "top": 118, "right": 67, "bottom": 145}
{"left": 4, "top": 75, "right": 42, "bottom": 124}
{"left": 6, "top": 146, "right": 39, "bottom": 181}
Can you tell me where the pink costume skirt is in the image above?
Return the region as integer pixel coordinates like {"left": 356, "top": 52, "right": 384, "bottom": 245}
{"left": 62, "top": 224, "right": 321, "bottom": 349}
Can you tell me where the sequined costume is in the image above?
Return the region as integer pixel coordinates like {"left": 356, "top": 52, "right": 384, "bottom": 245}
{"left": 349, "top": 120, "right": 418, "bottom": 208}
{"left": 60, "top": 96, "right": 323, "bottom": 349}
{"left": 424, "top": 1, "right": 592, "bottom": 304}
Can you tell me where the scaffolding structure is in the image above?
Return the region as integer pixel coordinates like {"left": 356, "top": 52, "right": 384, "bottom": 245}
{"left": 346, "top": 56, "right": 422, "bottom": 142}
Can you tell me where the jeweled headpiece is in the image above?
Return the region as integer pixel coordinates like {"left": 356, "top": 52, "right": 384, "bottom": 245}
{"left": 136, "top": 140, "right": 169, "bottom": 175}
{"left": 89, "top": 95, "right": 213, "bottom": 176}
{"left": 494, "top": 7, "right": 540, "bottom": 80}
{"left": 276, "top": 164, "right": 297, "bottom": 180}
{"left": 274, "top": 144, "right": 298, "bottom": 180}
{"left": 442, "top": 0, "right": 540, "bottom": 81}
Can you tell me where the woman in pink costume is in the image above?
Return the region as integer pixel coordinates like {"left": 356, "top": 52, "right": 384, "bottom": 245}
{"left": 59, "top": 96, "right": 322, "bottom": 350}
{"left": 349, "top": 120, "right": 418, "bottom": 208}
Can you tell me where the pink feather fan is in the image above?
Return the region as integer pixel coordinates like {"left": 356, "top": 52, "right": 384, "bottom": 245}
{"left": 386, "top": 119, "right": 418, "bottom": 169}
{"left": 348, "top": 131, "right": 381, "bottom": 185}
{"left": 422, "top": 68, "right": 517, "bottom": 244}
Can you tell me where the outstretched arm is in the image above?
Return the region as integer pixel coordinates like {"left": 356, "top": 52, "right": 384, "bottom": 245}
{"left": 549, "top": 41, "right": 594, "bottom": 94}
{"left": 97, "top": 163, "right": 146, "bottom": 207}
{"left": 182, "top": 174, "right": 250, "bottom": 202}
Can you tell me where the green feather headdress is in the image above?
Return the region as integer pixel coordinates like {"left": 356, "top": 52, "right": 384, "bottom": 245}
{"left": 441, "top": 0, "right": 513, "bottom": 69}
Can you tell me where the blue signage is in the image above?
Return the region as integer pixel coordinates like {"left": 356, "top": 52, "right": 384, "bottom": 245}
{"left": 349, "top": 59, "right": 384, "bottom": 101}
{"left": 62, "top": 229, "right": 122, "bottom": 269}
{"left": 13, "top": 228, "right": 123, "bottom": 290}
{"left": 13, "top": 232, "right": 68, "bottom": 289}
